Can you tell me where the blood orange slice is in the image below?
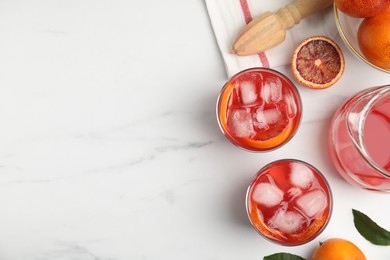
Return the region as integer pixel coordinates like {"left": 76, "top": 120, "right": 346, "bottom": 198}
{"left": 291, "top": 36, "right": 345, "bottom": 89}
{"left": 249, "top": 105, "right": 293, "bottom": 149}
{"left": 247, "top": 121, "right": 294, "bottom": 150}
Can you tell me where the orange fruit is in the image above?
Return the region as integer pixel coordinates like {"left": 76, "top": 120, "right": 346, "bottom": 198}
{"left": 291, "top": 36, "right": 345, "bottom": 89}
{"left": 357, "top": 6, "right": 390, "bottom": 70}
{"left": 335, "top": 0, "right": 390, "bottom": 18}
{"left": 312, "top": 238, "right": 367, "bottom": 260}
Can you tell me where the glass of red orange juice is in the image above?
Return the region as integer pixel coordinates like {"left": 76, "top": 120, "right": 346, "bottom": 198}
{"left": 246, "top": 159, "right": 333, "bottom": 246}
{"left": 328, "top": 85, "right": 390, "bottom": 191}
{"left": 216, "top": 68, "right": 302, "bottom": 152}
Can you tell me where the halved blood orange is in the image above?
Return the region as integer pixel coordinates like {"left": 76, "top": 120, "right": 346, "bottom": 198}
{"left": 291, "top": 36, "right": 345, "bottom": 89}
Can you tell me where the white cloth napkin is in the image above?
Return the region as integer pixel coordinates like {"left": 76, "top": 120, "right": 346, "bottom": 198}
{"left": 205, "top": 0, "right": 337, "bottom": 77}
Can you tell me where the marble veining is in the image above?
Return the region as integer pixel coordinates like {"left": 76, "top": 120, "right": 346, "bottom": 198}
{"left": 0, "top": 1, "right": 389, "bottom": 260}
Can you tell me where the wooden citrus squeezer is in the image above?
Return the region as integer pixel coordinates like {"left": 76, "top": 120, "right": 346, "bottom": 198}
{"left": 232, "top": 0, "right": 334, "bottom": 55}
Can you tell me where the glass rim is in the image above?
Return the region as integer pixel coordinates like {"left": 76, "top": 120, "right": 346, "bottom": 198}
{"left": 215, "top": 67, "right": 303, "bottom": 152}
{"left": 346, "top": 84, "right": 390, "bottom": 178}
{"left": 245, "top": 158, "right": 333, "bottom": 246}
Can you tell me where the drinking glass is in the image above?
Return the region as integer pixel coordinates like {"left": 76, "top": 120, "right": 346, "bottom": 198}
{"left": 246, "top": 159, "right": 332, "bottom": 246}
{"left": 216, "top": 68, "right": 302, "bottom": 152}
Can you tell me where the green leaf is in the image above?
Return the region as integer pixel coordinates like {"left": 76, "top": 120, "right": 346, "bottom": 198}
{"left": 353, "top": 209, "right": 390, "bottom": 245}
{"left": 263, "top": 252, "right": 305, "bottom": 260}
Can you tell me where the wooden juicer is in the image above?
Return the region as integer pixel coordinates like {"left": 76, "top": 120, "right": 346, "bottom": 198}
{"left": 232, "top": 0, "right": 334, "bottom": 55}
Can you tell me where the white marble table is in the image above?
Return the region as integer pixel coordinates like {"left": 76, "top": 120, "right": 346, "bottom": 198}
{"left": 0, "top": 1, "right": 389, "bottom": 259}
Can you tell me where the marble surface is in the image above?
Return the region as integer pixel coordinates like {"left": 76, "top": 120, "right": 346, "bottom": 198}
{"left": 0, "top": 1, "right": 389, "bottom": 259}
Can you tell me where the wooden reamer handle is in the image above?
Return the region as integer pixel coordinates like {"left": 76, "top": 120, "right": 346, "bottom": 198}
{"left": 277, "top": 0, "right": 334, "bottom": 30}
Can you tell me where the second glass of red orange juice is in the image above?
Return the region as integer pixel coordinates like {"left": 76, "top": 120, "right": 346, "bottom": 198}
{"left": 246, "top": 159, "right": 333, "bottom": 246}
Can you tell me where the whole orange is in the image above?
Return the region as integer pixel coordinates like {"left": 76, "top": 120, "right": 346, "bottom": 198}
{"left": 358, "top": 6, "right": 390, "bottom": 70}
{"left": 312, "top": 238, "right": 366, "bottom": 260}
{"left": 335, "top": 0, "right": 390, "bottom": 17}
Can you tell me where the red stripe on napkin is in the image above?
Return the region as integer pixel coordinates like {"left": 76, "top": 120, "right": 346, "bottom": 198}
{"left": 239, "top": 0, "right": 270, "bottom": 67}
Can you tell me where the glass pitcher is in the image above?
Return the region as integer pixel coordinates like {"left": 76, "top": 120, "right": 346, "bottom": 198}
{"left": 328, "top": 85, "right": 390, "bottom": 191}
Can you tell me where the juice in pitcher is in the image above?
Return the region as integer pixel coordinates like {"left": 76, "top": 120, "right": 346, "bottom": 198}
{"left": 217, "top": 68, "right": 302, "bottom": 152}
{"left": 329, "top": 85, "right": 390, "bottom": 191}
{"left": 246, "top": 159, "right": 332, "bottom": 246}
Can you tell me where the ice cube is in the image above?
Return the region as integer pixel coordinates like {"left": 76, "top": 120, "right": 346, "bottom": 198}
{"left": 268, "top": 208, "right": 303, "bottom": 233}
{"left": 287, "top": 187, "right": 302, "bottom": 199}
{"left": 296, "top": 189, "right": 327, "bottom": 218}
{"left": 290, "top": 162, "right": 314, "bottom": 188}
{"left": 239, "top": 81, "right": 258, "bottom": 105}
{"left": 263, "top": 109, "right": 280, "bottom": 125}
{"left": 227, "top": 108, "right": 255, "bottom": 138}
{"left": 252, "top": 182, "right": 284, "bottom": 207}
{"left": 284, "top": 92, "right": 298, "bottom": 118}
{"left": 262, "top": 77, "right": 282, "bottom": 104}
{"left": 254, "top": 108, "right": 267, "bottom": 129}
{"left": 255, "top": 108, "right": 280, "bottom": 129}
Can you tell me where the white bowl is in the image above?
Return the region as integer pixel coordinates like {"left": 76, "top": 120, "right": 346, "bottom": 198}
{"left": 334, "top": 4, "right": 390, "bottom": 73}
